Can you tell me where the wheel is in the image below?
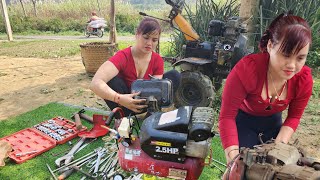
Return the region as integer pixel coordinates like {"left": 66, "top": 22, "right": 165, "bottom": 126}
{"left": 121, "top": 139, "right": 131, "bottom": 147}
{"left": 84, "top": 27, "right": 90, "bottom": 38}
{"left": 97, "top": 29, "right": 103, "bottom": 38}
{"left": 113, "top": 174, "right": 124, "bottom": 180}
{"left": 174, "top": 71, "right": 214, "bottom": 107}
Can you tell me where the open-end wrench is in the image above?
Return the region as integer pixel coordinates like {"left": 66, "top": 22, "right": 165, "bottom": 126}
{"left": 75, "top": 138, "right": 97, "bottom": 154}
{"left": 53, "top": 149, "right": 99, "bottom": 173}
{"left": 55, "top": 137, "right": 86, "bottom": 167}
{"left": 94, "top": 150, "right": 105, "bottom": 173}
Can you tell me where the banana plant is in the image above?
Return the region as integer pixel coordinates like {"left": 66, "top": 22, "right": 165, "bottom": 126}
{"left": 168, "top": 0, "right": 240, "bottom": 57}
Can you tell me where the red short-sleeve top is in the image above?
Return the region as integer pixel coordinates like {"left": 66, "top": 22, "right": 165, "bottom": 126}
{"left": 109, "top": 47, "right": 164, "bottom": 89}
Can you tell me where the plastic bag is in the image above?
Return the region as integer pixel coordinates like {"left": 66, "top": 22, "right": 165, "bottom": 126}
{"left": 89, "top": 18, "right": 107, "bottom": 28}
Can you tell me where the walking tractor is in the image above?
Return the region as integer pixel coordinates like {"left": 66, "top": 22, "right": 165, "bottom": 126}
{"left": 141, "top": 0, "right": 250, "bottom": 108}
{"left": 106, "top": 78, "right": 215, "bottom": 180}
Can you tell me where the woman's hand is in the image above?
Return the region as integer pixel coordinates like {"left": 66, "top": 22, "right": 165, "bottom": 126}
{"left": 118, "top": 92, "right": 148, "bottom": 113}
{"left": 221, "top": 145, "right": 240, "bottom": 180}
{"left": 221, "top": 154, "right": 245, "bottom": 180}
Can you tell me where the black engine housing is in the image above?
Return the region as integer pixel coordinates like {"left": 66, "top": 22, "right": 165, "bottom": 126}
{"left": 140, "top": 106, "right": 192, "bottom": 163}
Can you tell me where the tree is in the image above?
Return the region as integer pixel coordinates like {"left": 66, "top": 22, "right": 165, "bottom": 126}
{"left": 239, "top": 0, "right": 258, "bottom": 47}
{"left": 19, "top": 0, "right": 27, "bottom": 17}
{"left": 31, "top": 0, "right": 37, "bottom": 17}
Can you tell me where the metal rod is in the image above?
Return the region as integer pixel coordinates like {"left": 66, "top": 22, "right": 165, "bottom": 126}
{"left": 211, "top": 158, "right": 227, "bottom": 167}
{"left": 260, "top": 5, "right": 263, "bottom": 36}
{"left": 53, "top": 151, "right": 97, "bottom": 173}
{"left": 210, "top": 162, "right": 224, "bottom": 173}
{"left": 46, "top": 163, "right": 58, "bottom": 180}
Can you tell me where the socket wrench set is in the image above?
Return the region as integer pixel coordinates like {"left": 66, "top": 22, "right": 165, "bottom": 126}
{"left": 34, "top": 116, "right": 86, "bottom": 144}
{"left": 0, "top": 116, "right": 86, "bottom": 164}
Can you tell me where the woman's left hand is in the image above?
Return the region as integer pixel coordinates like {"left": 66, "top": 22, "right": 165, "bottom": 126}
{"left": 118, "top": 92, "right": 148, "bottom": 113}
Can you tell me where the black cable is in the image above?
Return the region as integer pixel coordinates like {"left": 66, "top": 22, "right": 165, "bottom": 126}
{"left": 116, "top": 139, "right": 119, "bottom": 150}
{"left": 133, "top": 114, "right": 140, "bottom": 130}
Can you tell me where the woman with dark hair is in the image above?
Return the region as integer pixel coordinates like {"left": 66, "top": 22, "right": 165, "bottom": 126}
{"left": 90, "top": 18, "right": 180, "bottom": 116}
{"left": 219, "top": 12, "right": 313, "bottom": 166}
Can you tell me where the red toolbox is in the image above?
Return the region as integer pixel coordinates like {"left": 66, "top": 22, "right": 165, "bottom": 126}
{"left": 0, "top": 116, "right": 86, "bottom": 163}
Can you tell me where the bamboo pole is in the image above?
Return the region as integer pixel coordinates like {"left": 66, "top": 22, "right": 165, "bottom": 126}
{"left": 0, "top": 0, "right": 13, "bottom": 41}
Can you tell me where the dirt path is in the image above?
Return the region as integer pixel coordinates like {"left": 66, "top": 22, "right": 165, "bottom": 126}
{"left": 0, "top": 55, "right": 319, "bottom": 159}
{"left": 0, "top": 55, "right": 106, "bottom": 120}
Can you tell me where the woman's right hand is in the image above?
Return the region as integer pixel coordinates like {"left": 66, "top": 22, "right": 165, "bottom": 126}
{"left": 118, "top": 92, "right": 148, "bottom": 113}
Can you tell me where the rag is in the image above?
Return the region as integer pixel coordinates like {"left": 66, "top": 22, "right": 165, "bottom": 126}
{"left": 0, "top": 141, "right": 12, "bottom": 166}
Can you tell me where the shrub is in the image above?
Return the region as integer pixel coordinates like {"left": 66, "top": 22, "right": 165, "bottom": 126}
{"left": 115, "top": 13, "right": 141, "bottom": 34}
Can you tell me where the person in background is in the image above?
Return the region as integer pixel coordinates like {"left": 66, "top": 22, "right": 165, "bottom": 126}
{"left": 87, "top": 11, "right": 100, "bottom": 32}
{"left": 219, "top": 11, "right": 313, "bottom": 174}
{"left": 90, "top": 17, "right": 181, "bottom": 116}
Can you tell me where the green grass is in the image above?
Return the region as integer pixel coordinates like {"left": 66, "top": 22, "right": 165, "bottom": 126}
{"left": 0, "top": 37, "right": 173, "bottom": 59}
{"left": 0, "top": 102, "right": 226, "bottom": 180}
{"left": 0, "top": 39, "right": 101, "bottom": 58}
{"left": 0, "top": 31, "right": 147, "bottom": 36}
{"left": 0, "top": 103, "right": 106, "bottom": 180}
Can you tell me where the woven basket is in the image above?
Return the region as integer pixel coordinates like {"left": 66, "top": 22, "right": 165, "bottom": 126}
{"left": 80, "top": 42, "right": 116, "bottom": 76}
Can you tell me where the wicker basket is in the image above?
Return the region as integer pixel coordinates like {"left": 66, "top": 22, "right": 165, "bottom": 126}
{"left": 80, "top": 42, "right": 116, "bottom": 76}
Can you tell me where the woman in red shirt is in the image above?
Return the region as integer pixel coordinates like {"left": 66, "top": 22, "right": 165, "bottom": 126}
{"left": 219, "top": 12, "right": 313, "bottom": 165}
{"left": 90, "top": 18, "right": 180, "bottom": 116}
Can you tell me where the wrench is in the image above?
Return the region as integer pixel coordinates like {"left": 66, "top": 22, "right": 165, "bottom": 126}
{"left": 55, "top": 137, "right": 86, "bottom": 167}
{"left": 94, "top": 149, "right": 105, "bottom": 173}
{"left": 53, "top": 149, "right": 99, "bottom": 173}
{"left": 75, "top": 138, "right": 97, "bottom": 154}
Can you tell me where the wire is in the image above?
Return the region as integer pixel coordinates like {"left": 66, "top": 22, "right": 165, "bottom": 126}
{"left": 132, "top": 127, "right": 139, "bottom": 136}
{"left": 133, "top": 114, "right": 141, "bottom": 130}
{"left": 226, "top": 153, "right": 241, "bottom": 180}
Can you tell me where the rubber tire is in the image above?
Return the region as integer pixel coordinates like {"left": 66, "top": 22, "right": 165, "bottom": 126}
{"left": 84, "top": 27, "right": 90, "bottom": 38}
{"left": 174, "top": 71, "right": 214, "bottom": 108}
{"left": 97, "top": 29, "right": 104, "bottom": 38}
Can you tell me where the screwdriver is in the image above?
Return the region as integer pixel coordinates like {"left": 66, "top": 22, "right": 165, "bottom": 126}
{"left": 15, "top": 150, "right": 38, "bottom": 157}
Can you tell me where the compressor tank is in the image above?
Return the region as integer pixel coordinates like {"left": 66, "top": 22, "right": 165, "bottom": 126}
{"left": 118, "top": 138, "right": 205, "bottom": 180}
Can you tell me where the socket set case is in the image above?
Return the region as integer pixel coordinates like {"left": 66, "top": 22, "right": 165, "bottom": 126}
{"left": 0, "top": 116, "right": 86, "bottom": 163}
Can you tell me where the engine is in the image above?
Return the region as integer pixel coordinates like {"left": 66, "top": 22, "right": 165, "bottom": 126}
{"left": 140, "top": 106, "right": 214, "bottom": 163}
{"left": 117, "top": 79, "right": 215, "bottom": 180}
{"left": 182, "top": 17, "right": 248, "bottom": 79}
{"left": 231, "top": 142, "right": 320, "bottom": 180}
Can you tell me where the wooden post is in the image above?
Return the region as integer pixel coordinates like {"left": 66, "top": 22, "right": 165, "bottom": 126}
{"left": 1, "top": 0, "right": 13, "bottom": 41}
{"left": 109, "top": 0, "right": 117, "bottom": 44}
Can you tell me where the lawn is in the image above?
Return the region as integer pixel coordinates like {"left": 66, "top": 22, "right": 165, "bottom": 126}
{"left": 0, "top": 35, "right": 173, "bottom": 59}
{"left": 0, "top": 102, "right": 226, "bottom": 180}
